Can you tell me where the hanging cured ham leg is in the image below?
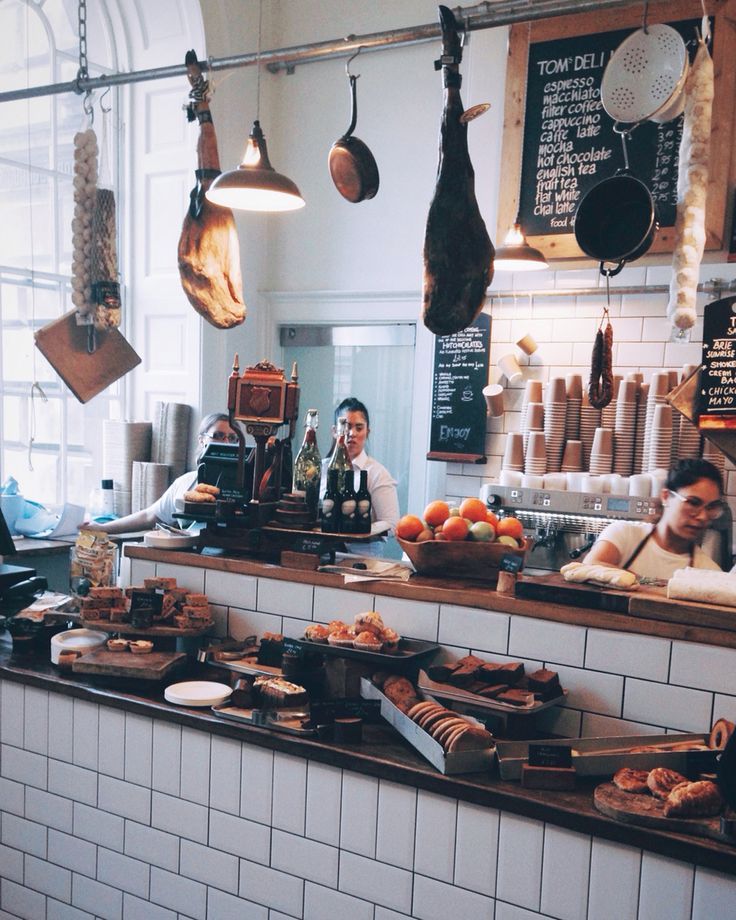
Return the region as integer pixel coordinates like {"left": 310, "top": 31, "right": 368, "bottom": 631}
{"left": 422, "top": 6, "right": 494, "bottom": 337}
{"left": 178, "top": 50, "right": 246, "bottom": 329}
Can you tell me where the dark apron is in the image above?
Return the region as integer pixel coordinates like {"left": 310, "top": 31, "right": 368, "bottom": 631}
{"left": 623, "top": 527, "right": 694, "bottom": 571}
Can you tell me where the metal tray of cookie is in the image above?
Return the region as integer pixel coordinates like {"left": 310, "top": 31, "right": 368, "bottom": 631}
{"left": 211, "top": 703, "right": 316, "bottom": 735}
{"left": 417, "top": 670, "right": 566, "bottom": 715}
{"left": 290, "top": 636, "right": 439, "bottom": 668}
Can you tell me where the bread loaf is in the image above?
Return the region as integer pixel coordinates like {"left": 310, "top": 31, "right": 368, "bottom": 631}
{"left": 560, "top": 561, "right": 638, "bottom": 590}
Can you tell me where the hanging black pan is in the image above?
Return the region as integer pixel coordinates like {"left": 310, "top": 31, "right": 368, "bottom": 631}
{"left": 328, "top": 52, "right": 379, "bottom": 203}
{"left": 574, "top": 128, "right": 658, "bottom": 275}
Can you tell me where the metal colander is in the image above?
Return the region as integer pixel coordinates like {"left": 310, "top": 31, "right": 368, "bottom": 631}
{"left": 601, "top": 24, "right": 689, "bottom": 124}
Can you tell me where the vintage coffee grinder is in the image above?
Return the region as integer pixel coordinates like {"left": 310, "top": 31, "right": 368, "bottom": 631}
{"left": 227, "top": 356, "right": 300, "bottom": 525}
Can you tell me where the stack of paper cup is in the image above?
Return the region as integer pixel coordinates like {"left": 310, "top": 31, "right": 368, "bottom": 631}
{"left": 519, "top": 379, "right": 543, "bottom": 442}
{"left": 648, "top": 403, "right": 673, "bottom": 471}
{"left": 613, "top": 379, "right": 639, "bottom": 476}
{"left": 642, "top": 372, "right": 670, "bottom": 473}
{"left": 580, "top": 391, "right": 602, "bottom": 469}
{"left": 589, "top": 427, "right": 614, "bottom": 475}
{"left": 525, "top": 430, "right": 547, "bottom": 475}
{"left": 633, "top": 382, "right": 649, "bottom": 474}
{"left": 544, "top": 377, "right": 567, "bottom": 472}
{"left": 565, "top": 374, "right": 582, "bottom": 440}
{"left": 703, "top": 438, "right": 726, "bottom": 473}
{"left": 601, "top": 375, "right": 622, "bottom": 431}
{"left": 502, "top": 432, "right": 525, "bottom": 472}
{"left": 678, "top": 413, "right": 702, "bottom": 461}
{"left": 523, "top": 402, "right": 544, "bottom": 455}
{"left": 561, "top": 439, "right": 583, "bottom": 472}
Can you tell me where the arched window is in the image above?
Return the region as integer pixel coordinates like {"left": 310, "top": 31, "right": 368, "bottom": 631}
{"left": 0, "top": 0, "right": 205, "bottom": 514}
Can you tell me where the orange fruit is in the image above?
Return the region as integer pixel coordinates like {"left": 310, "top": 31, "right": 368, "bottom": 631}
{"left": 435, "top": 532, "right": 447, "bottom": 541}
{"left": 486, "top": 510, "right": 499, "bottom": 529}
{"left": 459, "top": 497, "right": 489, "bottom": 523}
{"left": 416, "top": 528, "right": 435, "bottom": 542}
{"left": 396, "top": 514, "right": 425, "bottom": 541}
{"left": 442, "top": 516, "right": 470, "bottom": 542}
{"left": 496, "top": 516, "right": 524, "bottom": 541}
{"left": 423, "top": 500, "right": 451, "bottom": 528}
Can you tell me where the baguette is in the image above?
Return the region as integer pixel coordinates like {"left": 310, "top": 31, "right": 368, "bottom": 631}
{"left": 560, "top": 561, "right": 638, "bottom": 590}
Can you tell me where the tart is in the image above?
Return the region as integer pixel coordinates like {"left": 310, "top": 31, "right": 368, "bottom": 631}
{"left": 106, "top": 638, "right": 129, "bottom": 652}
{"left": 129, "top": 640, "right": 154, "bottom": 655}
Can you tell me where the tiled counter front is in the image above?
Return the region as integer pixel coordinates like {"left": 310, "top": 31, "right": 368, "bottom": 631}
{"left": 2, "top": 678, "right": 736, "bottom": 920}
{"left": 127, "top": 555, "right": 736, "bottom": 740}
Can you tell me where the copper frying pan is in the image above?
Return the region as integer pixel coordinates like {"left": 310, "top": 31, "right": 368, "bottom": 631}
{"left": 328, "top": 53, "right": 379, "bottom": 203}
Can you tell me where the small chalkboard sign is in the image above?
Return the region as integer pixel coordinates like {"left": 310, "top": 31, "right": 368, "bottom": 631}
{"left": 528, "top": 743, "right": 573, "bottom": 769}
{"left": 698, "top": 296, "right": 736, "bottom": 428}
{"left": 427, "top": 313, "right": 490, "bottom": 463}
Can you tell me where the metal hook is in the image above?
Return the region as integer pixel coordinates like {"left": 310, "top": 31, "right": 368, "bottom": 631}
{"left": 99, "top": 86, "right": 111, "bottom": 114}
{"left": 83, "top": 90, "right": 94, "bottom": 123}
{"left": 642, "top": 0, "right": 650, "bottom": 34}
{"left": 346, "top": 46, "right": 363, "bottom": 79}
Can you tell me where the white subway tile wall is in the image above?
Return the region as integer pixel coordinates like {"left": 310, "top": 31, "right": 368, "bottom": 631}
{"left": 451, "top": 268, "right": 736, "bottom": 545}
{"left": 3, "top": 679, "right": 736, "bottom": 918}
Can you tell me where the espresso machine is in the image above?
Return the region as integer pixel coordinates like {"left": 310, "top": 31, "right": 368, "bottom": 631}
{"left": 480, "top": 484, "right": 732, "bottom": 574}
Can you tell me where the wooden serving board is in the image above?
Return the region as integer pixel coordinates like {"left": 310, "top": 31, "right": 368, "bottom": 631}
{"left": 72, "top": 649, "right": 186, "bottom": 680}
{"left": 81, "top": 619, "right": 213, "bottom": 637}
{"left": 515, "top": 574, "right": 635, "bottom": 613}
{"left": 594, "top": 783, "right": 731, "bottom": 843}
{"left": 34, "top": 310, "right": 141, "bottom": 404}
{"left": 628, "top": 587, "right": 736, "bottom": 630}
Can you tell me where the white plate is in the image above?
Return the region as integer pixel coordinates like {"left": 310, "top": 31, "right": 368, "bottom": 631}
{"left": 164, "top": 681, "right": 232, "bottom": 707}
{"left": 144, "top": 531, "right": 199, "bottom": 550}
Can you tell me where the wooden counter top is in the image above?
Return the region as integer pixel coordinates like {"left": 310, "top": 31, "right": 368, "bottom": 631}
{"left": 1, "top": 641, "right": 734, "bottom": 876}
{"left": 124, "top": 545, "right": 736, "bottom": 649}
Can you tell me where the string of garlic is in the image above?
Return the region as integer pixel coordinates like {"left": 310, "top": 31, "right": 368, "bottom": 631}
{"left": 70, "top": 128, "right": 98, "bottom": 317}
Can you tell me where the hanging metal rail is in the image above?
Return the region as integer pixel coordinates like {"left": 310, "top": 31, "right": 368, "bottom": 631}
{"left": 0, "top": 0, "right": 637, "bottom": 105}
{"left": 487, "top": 279, "right": 736, "bottom": 300}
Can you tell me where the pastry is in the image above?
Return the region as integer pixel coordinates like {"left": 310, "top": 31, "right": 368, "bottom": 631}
{"left": 427, "top": 663, "right": 462, "bottom": 682}
{"left": 382, "top": 676, "right": 420, "bottom": 713}
{"left": 106, "top": 638, "right": 129, "bottom": 652}
{"left": 327, "top": 629, "right": 355, "bottom": 647}
{"left": 496, "top": 689, "right": 535, "bottom": 708}
{"left": 416, "top": 703, "right": 446, "bottom": 728}
{"left": 353, "top": 611, "right": 385, "bottom": 636}
{"left": 613, "top": 767, "right": 650, "bottom": 794}
{"left": 380, "top": 627, "right": 400, "bottom": 650}
{"left": 353, "top": 630, "right": 383, "bottom": 651}
{"left": 709, "top": 718, "right": 736, "bottom": 751}
{"left": 183, "top": 489, "right": 216, "bottom": 503}
{"left": 646, "top": 767, "right": 689, "bottom": 800}
{"left": 447, "top": 724, "right": 493, "bottom": 752}
{"left": 303, "top": 624, "right": 330, "bottom": 642}
{"left": 253, "top": 677, "right": 308, "bottom": 708}
{"left": 663, "top": 780, "right": 723, "bottom": 818}
{"left": 407, "top": 700, "right": 438, "bottom": 721}
{"left": 129, "top": 640, "right": 153, "bottom": 655}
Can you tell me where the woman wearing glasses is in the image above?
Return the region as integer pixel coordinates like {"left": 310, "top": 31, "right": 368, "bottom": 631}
{"left": 80, "top": 413, "right": 238, "bottom": 534}
{"left": 584, "top": 458, "right": 726, "bottom": 579}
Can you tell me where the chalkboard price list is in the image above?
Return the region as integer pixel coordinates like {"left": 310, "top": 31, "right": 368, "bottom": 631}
{"left": 428, "top": 314, "right": 490, "bottom": 463}
{"left": 518, "top": 20, "right": 700, "bottom": 239}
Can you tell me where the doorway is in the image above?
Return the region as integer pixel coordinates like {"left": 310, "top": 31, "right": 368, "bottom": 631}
{"left": 280, "top": 323, "right": 416, "bottom": 558}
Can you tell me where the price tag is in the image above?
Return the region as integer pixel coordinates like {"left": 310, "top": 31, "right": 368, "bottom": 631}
{"left": 500, "top": 554, "right": 523, "bottom": 573}
{"left": 309, "top": 699, "right": 382, "bottom": 726}
{"left": 292, "top": 534, "right": 332, "bottom": 555}
{"left": 528, "top": 743, "right": 572, "bottom": 768}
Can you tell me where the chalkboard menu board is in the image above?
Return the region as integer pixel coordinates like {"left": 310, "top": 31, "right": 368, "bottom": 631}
{"left": 427, "top": 313, "right": 490, "bottom": 463}
{"left": 497, "top": 0, "right": 736, "bottom": 261}
{"left": 698, "top": 296, "right": 736, "bottom": 427}
{"left": 519, "top": 20, "right": 700, "bottom": 239}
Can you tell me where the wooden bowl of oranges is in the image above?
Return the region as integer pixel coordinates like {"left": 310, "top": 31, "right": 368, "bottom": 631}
{"left": 396, "top": 498, "right": 527, "bottom": 581}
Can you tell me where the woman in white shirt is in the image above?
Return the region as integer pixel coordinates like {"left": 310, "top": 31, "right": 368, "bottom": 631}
{"left": 80, "top": 413, "right": 237, "bottom": 534}
{"left": 321, "top": 398, "right": 400, "bottom": 550}
{"left": 584, "top": 458, "right": 726, "bottom": 580}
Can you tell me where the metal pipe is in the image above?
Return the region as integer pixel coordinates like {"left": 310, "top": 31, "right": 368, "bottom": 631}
{"left": 486, "top": 278, "right": 736, "bottom": 300}
{"left": 0, "top": 0, "right": 637, "bottom": 105}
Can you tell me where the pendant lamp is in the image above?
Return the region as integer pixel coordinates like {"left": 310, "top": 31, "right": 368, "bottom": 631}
{"left": 205, "top": 0, "right": 304, "bottom": 213}
{"left": 494, "top": 221, "right": 548, "bottom": 272}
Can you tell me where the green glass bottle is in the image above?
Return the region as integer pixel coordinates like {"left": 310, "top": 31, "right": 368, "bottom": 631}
{"left": 292, "top": 409, "right": 321, "bottom": 518}
{"left": 327, "top": 415, "right": 353, "bottom": 494}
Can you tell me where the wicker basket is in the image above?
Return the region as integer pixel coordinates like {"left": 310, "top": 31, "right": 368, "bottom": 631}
{"left": 397, "top": 536, "right": 527, "bottom": 581}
